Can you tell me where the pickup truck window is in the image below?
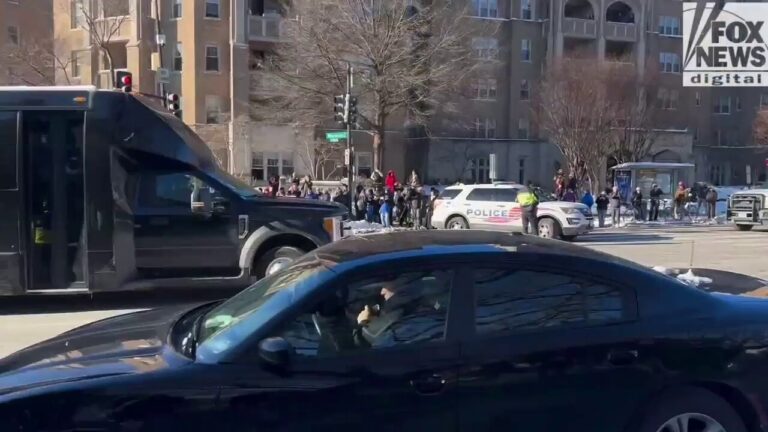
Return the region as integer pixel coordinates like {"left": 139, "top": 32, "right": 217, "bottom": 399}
{"left": 136, "top": 172, "right": 228, "bottom": 211}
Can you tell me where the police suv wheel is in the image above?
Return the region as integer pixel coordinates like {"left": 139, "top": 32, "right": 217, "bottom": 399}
{"left": 254, "top": 246, "right": 306, "bottom": 278}
{"left": 538, "top": 218, "right": 560, "bottom": 239}
{"left": 446, "top": 216, "right": 469, "bottom": 230}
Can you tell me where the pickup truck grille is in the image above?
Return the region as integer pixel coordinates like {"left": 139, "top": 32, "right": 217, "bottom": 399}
{"left": 731, "top": 195, "right": 763, "bottom": 211}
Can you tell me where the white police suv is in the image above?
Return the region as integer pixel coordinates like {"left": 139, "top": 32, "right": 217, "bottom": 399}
{"left": 430, "top": 183, "right": 593, "bottom": 241}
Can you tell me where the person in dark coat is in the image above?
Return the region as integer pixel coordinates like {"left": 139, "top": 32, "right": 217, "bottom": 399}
{"left": 631, "top": 187, "right": 644, "bottom": 221}
{"left": 595, "top": 191, "right": 609, "bottom": 228}
{"left": 268, "top": 176, "right": 279, "bottom": 198}
{"left": 649, "top": 183, "right": 663, "bottom": 221}
{"left": 705, "top": 187, "right": 718, "bottom": 220}
{"left": 610, "top": 186, "right": 622, "bottom": 226}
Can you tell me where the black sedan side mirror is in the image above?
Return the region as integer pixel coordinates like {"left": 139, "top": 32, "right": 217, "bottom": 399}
{"left": 258, "top": 337, "right": 294, "bottom": 371}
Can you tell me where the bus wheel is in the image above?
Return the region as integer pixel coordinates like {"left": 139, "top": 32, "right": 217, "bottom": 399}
{"left": 254, "top": 246, "right": 306, "bottom": 278}
{"left": 736, "top": 224, "right": 754, "bottom": 231}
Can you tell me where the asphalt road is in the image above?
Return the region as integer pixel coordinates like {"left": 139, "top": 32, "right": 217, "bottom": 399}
{"left": 1, "top": 224, "right": 766, "bottom": 358}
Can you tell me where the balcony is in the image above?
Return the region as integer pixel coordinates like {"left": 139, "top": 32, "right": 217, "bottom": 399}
{"left": 562, "top": 18, "right": 597, "bottom": 38}
{"left": 249, "top": 15, "right": 282, "bottom": 42}
{"left": 604, "top": 22, "right": 637, "bottom": 41}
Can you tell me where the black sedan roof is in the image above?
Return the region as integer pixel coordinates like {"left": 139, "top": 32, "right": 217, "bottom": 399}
{"left": 309, "top": 230, "right": 645, "bottom": 270}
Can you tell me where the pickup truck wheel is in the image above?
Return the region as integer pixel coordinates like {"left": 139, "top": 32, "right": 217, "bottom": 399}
{"left": 254, "top": 246, "right": 306, "bottom": 278}
{"left": 561, "top": 235, "right": 577, "bottom": 242}
{"left": 736, "top": 224, "right": 754, "bottom": 231}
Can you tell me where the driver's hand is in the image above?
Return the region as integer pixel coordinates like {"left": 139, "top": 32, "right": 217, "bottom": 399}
{"left": 357, "top": 306, "right": 372, "bottom": 325}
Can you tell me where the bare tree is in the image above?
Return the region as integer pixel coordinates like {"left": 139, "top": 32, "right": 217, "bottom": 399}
{"left": 70, "top": 0, "right": 132, "bottom": 85}
{"left": 252, "top": 0, "right": 481, "bottom": 171}
{"left": 610, "top": 64, "right": 661, "bottom": 164}
{"left": 754, "top": 109, "right": 768, "bottom": 146}
{"left": 2, "top": 36, "right": 74, "bottom": 85}
{"left": 295, "top": 130, "right": 345, "bottom": 180}
{"left": 534, "top": 58, "right": 621, "bottom": 193}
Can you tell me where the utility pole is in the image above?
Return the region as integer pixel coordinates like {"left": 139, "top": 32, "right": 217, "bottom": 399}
{"left": 152, "top": 0, "right": 166, "bottom": 103}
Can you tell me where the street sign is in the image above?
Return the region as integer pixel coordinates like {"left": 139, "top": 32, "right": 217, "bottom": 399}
{"left": 344, "top": 148, "right": 351, "bottom": 165}
{"left": 157, "top": 68, "right": 170, "bottom": 84}
{"left": 326, "top": 131, "right": 349, "bottom": 143}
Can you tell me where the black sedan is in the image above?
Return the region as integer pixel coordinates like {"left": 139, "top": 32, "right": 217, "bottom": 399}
{"left": 2, "top": 230, "right": 768, "bottom": 432}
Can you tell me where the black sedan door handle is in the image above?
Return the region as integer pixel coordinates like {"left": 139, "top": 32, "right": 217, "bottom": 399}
{"left": 607, "top": 349, "right": 638, "bottom": 366}
{"left": 410, "top": 374, "right": 447, "bottom": 396}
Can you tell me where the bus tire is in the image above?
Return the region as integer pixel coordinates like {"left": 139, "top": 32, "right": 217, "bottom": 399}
{"left": 254, "top": 246, "right": 306, "bottom": 278}
{"left": 736, "top": 224, "right": 753, "bottom": 231}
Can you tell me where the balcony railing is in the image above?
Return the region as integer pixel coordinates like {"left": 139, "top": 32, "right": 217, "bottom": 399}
{"left": 562, "top": 18, "right": 597, "bottom": 38}
{"left": 249, "top": 15, "right": 282, "bottom": 42}
{"left": 604, "top": 22, "right": 637, "bottom": 41}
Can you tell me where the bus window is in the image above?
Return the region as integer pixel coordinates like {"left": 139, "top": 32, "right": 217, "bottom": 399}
{"left": 0, "top": 112, "right": 17, "bottom": 190}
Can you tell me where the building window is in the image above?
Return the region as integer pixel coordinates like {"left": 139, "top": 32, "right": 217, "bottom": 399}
{"left": 205, "top": 0, "right": 220, "bottom": 18}
{"left": 356, "top": 152, "right": 373, "bottom": 177}
{"left": 473, "top": 0, "right": 498, "bottom": 18}
{"left": 7, "top": 26, "right": 18, "bottom": 45}
{"left": 469, "top": 158, "right": 490, "bottom": 183}
{"left": 173, "top": 42, "right": 183, "bottom": 71}
{"left": 659, "top": 52, "right": 681, "bottom": 73}
{"left": 657, "top": 88, "right": 678, "bottom": 110}
{"left": 70, "top": 0, "right": 84, "bottom": 29}
{"left": 736, "top": 97, "right": 742, "bottom": 111}
{"left": 658, "top": 16, "right": 681, "bottom": 36}
{"left": 521, "top": 0, "right": 533, "bottom": 19}
{"left": 251, "top": 152, "right": 264, "bottom": 181}
{"left": 714, "top": 96, "right": 731, "bottom": 114}
{"left": 714, "top": 130, "right": 723, "bottom": 146}
{"left": 521, "top": 39, "right": 532, "bottom": 62}
{"left": 472, "top": 78, "right": 497, "bottom": 100}
{"left": 250, "top": 0, "right": 265, "bottom": 15}
{"left": 520, "top": 79, "right": 530, "bottom": 100}
{"left": 475, "top": 118, "right": 496, "bottom": 138}
{"left": 282, "top": 157, "right": 294, "bottom": 178}
{"left": 472, "top": 37, "right": 498, "bottom": 60}
{"left": 71, "top": 51, "right": 80, "bottom": 78}
{"left": 205, "top": 95, "right": 222, "bottom": 124}
{"left": 103, "top": 0, "right": 129, "bottom": 17}
{"left": 267, "top": 156, "right": 280, "bottom": 180}
{"left": 205, "top": 45, "right": 220, "bottom": 72}
{"left": 518, "top": 118, "right": 530, "bottom": 139}
{"left": 518, "top": 158, "right": 526, "bottom": 184}
{"left": 695, "top": 91, "right": 701, "bottom": 107}
{"left": 172, "top": 0, "right": 182, "bottom": 18}
{"left": 693, "top": 127, "right": 699, "bottom": 142}
{"left": 761, "top": 94, "right": 768, "bottom": 109}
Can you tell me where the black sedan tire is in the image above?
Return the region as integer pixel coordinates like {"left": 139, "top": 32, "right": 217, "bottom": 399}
{"left": 636, "top": 387, "right": 747, "bottom": 432}
{"left": 254, "top": 246, "right": 306, "bottom": 278}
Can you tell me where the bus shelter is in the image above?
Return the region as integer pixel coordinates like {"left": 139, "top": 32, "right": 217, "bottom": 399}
{"left": 611, "top": 162, "right": 695, "bottom": 199}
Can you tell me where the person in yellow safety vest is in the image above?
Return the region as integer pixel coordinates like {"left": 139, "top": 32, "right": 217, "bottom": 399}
{"left": 516, "top": 187, "right": 539, "bottom": 236}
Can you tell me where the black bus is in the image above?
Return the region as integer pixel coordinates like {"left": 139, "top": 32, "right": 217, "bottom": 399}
{"left": 0, "top": 86, "right": 345, "bottom": 296}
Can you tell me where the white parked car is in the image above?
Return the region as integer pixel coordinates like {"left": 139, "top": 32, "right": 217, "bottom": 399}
{"left": 430, "top": 183, "right": 593, "bottom": 241}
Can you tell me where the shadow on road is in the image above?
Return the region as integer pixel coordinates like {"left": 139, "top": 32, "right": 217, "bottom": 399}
{"left": 577, "top": 232, "right": 674, "bottom": 244}
{"left": 0, "top": 287, "right": 242, "bottom": 316}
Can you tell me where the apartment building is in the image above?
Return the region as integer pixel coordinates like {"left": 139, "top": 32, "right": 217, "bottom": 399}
{"left": 427, "top": 0, "right": 768, "bottom": 186}
{"left": 0, "top": 0, "right": 54, "bottom": 85}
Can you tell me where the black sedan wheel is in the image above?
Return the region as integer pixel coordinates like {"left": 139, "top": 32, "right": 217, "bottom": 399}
{"left": 637, "top": 387, "right": 746, "bottom": 432}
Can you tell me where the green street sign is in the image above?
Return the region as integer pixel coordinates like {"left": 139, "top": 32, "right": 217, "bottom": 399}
{"left": 325, "top": 131, "right": 349, "bottom": 142}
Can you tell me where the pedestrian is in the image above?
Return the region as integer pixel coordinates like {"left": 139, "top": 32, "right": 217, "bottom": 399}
{"left": 596, "top": 191, "right": 609, "bottom": 228}
{"left": 610, "top": 186, "right": 622, "bottom": 226}
{"left": 674, "top": 182, "right": 687, "bottom": 220}
{"left": 562, "top": 188, "right": 576, "bottom": 203}
{"left": 277, "top": 187, "right": 286, "bottom": 197}
{"left": 409, "top": 186, "right": 423, "bottom": 228}
{"left": 268, "top": 176, "right": 279, "bottom": 198}
{"left": 581, "top": 190, "right": 594, "bottom": 211}
{"left": 379, "top": 193, "right": 393, "bottom": 228}
{"left": 385, "top": 170, "right": 397, "bottom": 194}
{"left": 426, "top": 187, "right": 438, "bottom": 229}
{"left": 308, "top": 188, "right": 319, "bottom": 200}
{"left": 516, "top": 186, "right": 539, "bottom": 235}
{"left": 553, "top": 169, "right": 566, "bottom": 200}
{"left": 365, "top": 189, "right": 377, "bottom": 223}
{"left": 695, "top": 183, "right": 707, "bottom": 217}
{"left": 706, "top": 186, "right": 718, "bottom": 220}
{"left": 649, "top": 183, "right": 663, "bottom": 221}
{"left": 631, "top": 187, "right": 644, "bottom": 221}
{"left": 567, "top": 173, "right": 578, "bottom": 194}
{"left": 356, "top": 186, "right": 366, "bottom": 221}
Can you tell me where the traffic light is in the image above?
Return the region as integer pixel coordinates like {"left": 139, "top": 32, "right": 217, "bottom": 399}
{"left": 347, "top": 96, "right": 358, "bottom": 126}
{"left": 333, "top": 95, "right": 347, "bottom": 124}
{"left": 167, "top": 93, "right": 180, "bottom": 117}
{"left": 115, "top": 71, "right": 132, "bottom": 92}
